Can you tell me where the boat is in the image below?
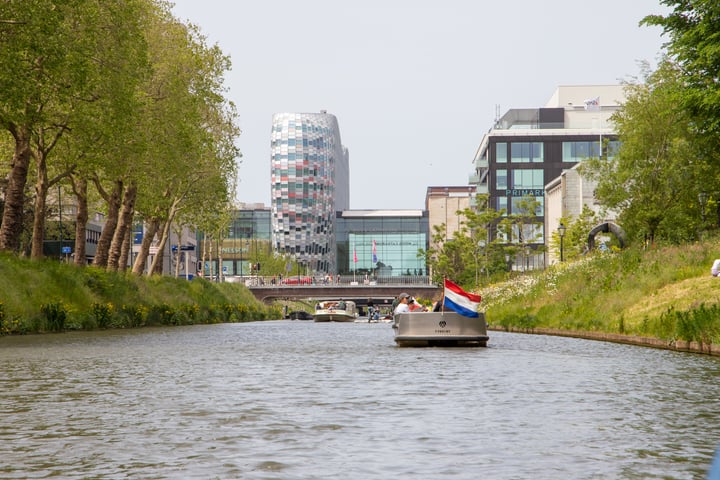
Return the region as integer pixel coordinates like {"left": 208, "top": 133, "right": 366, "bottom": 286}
{"left": 392, "top": 311, "right": 489, "bottom": 347}
{"left": 313, "top": 300, "right": 358, "bottom": 322}
{"left": 287, "top": 310, "right": 314, "bottom": 320}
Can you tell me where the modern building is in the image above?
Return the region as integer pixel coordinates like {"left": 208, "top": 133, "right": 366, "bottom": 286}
{"left": 218, "top": 203, "right": 271, "bottom": 277}
{"left": 425, "top": 186, "right": 476, "bottom": 244}
{"left": 470, "top": 85, "right": 625, "bottom": 270}
{"left": 424, "top": 186, "right": 476, "bottom": 279}
{"left": 270, "top": 111, "right": 349, "bottom": 274}
{"left": 545, "top": 164, "right": 618, "bottom": 264}
{"left": 335, "top": 210, "right": 429, "bottom": 279}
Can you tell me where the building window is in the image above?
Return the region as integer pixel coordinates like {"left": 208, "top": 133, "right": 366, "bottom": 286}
{"left": 497, "top": 196, "right": 508, "bottom": 215}
{"left": 496, "top": 142, "right": 507, "bottom": 163}
{"left": 562, "top": 141, "right": 600, "bottom": 162}
{"left": 511, "top": 196, "right": 544, "bottom": 216}
{"left": 510, "top": 222, "right": 545, "bottom": 244}
{"left": 607, "top": 140, "right": 621, "bottom": 159}
{"left": 496, "top": 169, "right": 507, "bottom": 189}
{"left": 510, "top": 142, "right": 543, "bottom": 163}
{"left": 512, "top": 169, "right": 544, "bottom": 189}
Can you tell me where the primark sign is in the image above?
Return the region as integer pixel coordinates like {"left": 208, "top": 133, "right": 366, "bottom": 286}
{"left": 505, "top": 189, "right": 544, "bottom": 196}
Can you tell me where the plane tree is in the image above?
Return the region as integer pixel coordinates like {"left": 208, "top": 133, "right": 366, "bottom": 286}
{"left": 0, "top": 0, "right": 148, "bottom": 257}
{"left": 129, "top": 12, "right": 239, "bottom": 276}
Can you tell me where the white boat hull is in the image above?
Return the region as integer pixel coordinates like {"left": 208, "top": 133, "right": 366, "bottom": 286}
{"left": 314, "top": 310, "right": 356, "bottom": 322}
{"left": 313, "top": 300, "right": 358, "bottom": 322}
{"left": 392, "top": 311, "right": 489, "bottom": 347}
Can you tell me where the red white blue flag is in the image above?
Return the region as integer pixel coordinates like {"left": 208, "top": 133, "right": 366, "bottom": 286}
{"left": 372, "top": 240, "right": 377, "bottom": 263}
{"left": 444, "top": 278, "right": 481, "bottom": 318}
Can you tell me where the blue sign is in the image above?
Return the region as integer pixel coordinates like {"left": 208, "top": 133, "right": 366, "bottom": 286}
{"left": 61, "top": 246, "right": 71, "bottom": 254}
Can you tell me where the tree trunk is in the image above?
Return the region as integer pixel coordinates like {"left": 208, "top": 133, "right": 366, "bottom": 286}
{"left": 107, "top": 182, "right": 136, "bottom": 272}
{"left": 118, "top": 225, "right": 132, "bottom": 272}
{"left": 0, "top": 125, "right": 32, "bottom": 252}
{"left": 71, "top": 176, "right": 89, "bottom": 266}
{"left": 148, "top": 199, "right": 181, "bottom": 276}
{"left": 30, "top": 149, "right": 49, "bottom": 259}
{"left": 132, "top": 217, "right": 159, "bottom": 275}
{"left": 149, "top": 218, "right": 171, "bottom": 276}
{"left": 92, "top": 179, "right": 123, "bottom": 267}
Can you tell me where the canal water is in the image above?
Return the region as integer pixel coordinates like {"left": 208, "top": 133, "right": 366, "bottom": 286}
{"left": 1, "top": 320, "right": 720, "bottom": 479}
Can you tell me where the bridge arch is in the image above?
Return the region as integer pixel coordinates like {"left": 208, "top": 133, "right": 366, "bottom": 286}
{"left": 587, "top": 222, "right": 626, "bottom": 251}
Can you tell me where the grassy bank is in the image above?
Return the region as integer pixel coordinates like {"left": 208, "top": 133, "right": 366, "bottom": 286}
{"left": 0, "top": 253, "right": 281, "bottom": 334}
{"left": 479, "top": 240, "right": 720, "bottom": 348}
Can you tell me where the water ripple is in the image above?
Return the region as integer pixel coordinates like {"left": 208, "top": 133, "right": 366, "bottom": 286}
{"left": 1, "top": 323, "right": 719, "bottom": 479}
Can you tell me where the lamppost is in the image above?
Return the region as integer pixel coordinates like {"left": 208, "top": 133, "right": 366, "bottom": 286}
{"left": 58, "top": 184, "right": 63, "bottom": 261}
{"left": 558, "top": 223, "right": 566, "bottom": 263}
{"left": 243, "top": 240, "right": 249, "bottom": 279}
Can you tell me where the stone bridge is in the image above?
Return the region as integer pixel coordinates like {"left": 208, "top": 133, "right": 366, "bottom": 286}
{"left": 248, "top": 283, "right": 442, "bottom": 308}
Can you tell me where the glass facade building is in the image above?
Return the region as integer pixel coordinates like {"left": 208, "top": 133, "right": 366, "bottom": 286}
{"left": 222, "top": 205, "right": 271, "bottom": 277}
{"left": 335, "top": 210, "right": 429, "bottom": 278}
{"left": 197, "top": 204, "right": 271, "bottom": 278}
{"left": 470, "top": 85, "right": 625, "bottom": 270}
{"left": 270, "top": 111, "right": 349, "bottom": 274}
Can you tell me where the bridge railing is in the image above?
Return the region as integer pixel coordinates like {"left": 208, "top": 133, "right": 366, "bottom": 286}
{"left": 224, "top": 274, "right": 436, "bottom": 287}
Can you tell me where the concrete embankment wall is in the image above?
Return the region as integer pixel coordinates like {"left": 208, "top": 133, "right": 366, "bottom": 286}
{"left": 489, "top": 326, "right": 720, "bottom": 356}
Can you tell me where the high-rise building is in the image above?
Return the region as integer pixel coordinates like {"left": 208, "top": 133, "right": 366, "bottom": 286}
{"left": 470, "top": 85, "right": 625, "bottom": 270}
{"left": 270, "top": 111, "right": 349, "bottom": 274}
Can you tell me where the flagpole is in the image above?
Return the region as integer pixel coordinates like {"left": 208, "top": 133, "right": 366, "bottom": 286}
{"left": 441, "top": 277, "right": 446, "bottom": 316}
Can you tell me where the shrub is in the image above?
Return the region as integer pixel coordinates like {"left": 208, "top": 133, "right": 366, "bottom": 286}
{"left": 92, "top": 303, "right": 113, "bottom": 329}
{"left": 146, "top": 304, "right": 176, "bottom": 326}
{"left": 40, "top": 302, "right": 67, "bottom": 332}
{"left": 119, "top": 304, "right": 147, "bottom": 328}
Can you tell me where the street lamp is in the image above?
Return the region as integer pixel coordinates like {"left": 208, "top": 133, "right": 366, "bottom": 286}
{"left": 558, "top": 223, "right": 566, "bottom": 263}
{"left": 243, "top": 239, "right": 249, "bottom": 279}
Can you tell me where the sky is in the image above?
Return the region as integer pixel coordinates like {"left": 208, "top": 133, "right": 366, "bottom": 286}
{"left": 170, "top": 0, "right": 669, "bottom": 210}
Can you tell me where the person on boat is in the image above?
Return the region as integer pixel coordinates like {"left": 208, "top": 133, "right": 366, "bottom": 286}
{"left": 408, "top": 297, "right": 427, "bottom": 312}
{"left": 712, "top": 259, "right": 720, "bottom": 277}
{"left": 394, "top": 292, "right": 411, "bottom": 315}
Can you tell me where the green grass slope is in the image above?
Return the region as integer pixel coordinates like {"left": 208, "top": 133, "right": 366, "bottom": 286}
{"left": 479, "top": 241, "right": 720, "bottom": 346}
{"left": 0, "top": 253, "right": 281, "bottom": 334}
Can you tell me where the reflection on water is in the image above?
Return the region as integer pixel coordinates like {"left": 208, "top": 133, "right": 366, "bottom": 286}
{"left": 1, "top": 321, "right": 720, "bottom": 479}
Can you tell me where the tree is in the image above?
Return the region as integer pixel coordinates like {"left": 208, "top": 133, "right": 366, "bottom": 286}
{"left": 422, "top": 195, "right": 506, "bottom": 289}
{"left": 129, "top": 9, "right": 239, "bottom": 276}
{"left": 548, "top": 207, "right": 602, "bottom": 262}
{"left": 643, "top": 2, "right": 720, "bottom": 139}
{"left": 580, "top": 61, "right": 704, "bottom": 244}
{"left": 0, "top": 0, "right": 149, "bottom": 256}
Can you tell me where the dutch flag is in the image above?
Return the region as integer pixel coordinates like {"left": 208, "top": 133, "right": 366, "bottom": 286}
{"left": 444, "top": 278, "right": 481, "bottom": 318}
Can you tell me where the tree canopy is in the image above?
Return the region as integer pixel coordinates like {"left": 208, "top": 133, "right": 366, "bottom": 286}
{"left": 0, "top": 0, "right": 240, "bottom": 272}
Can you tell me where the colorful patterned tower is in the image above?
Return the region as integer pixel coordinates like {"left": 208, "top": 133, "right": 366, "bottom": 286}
{"left": 270, "top": 111, "right": 349, "bottom": 274}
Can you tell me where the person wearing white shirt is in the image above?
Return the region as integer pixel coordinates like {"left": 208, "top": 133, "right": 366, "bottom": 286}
{"left": 394, "top": 292, "right": 411, "bottom": 315}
